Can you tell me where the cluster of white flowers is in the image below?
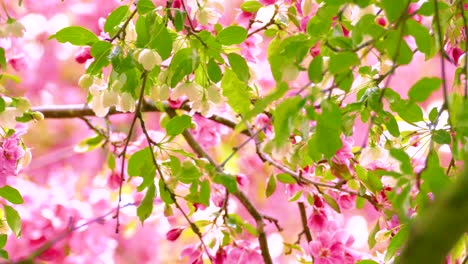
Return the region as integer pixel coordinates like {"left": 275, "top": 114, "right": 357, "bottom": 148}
{"left": 0, "top": 97, "right": 35, "bottom": 130}
{"left": 79, "top": 73, "right": 135, "bottom": 117}
{"left": 0, "top": 19, "right": 25, "bottom": 38}
{"left": 171, "top": 82, "right": 222, "bottom": 116}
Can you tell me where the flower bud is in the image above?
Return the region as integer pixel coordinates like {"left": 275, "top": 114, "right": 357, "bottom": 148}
{"left": 138, "top": 49, "right": 162, "bottom": 71}
{"left": 171, "top": 82, "right": 203, "bottom": 102}
{"left": 15, "top": 97, "right": 30, "bottom": 112}
{"left": 6, "top": 20, "right": 25, "bottom": 37}
{"left": 31, "top": 111, "right": 44, "bottom": 121}
{"left": 166, "top": 227, "right": 185, "bottom": 241}
{"left": 78, "top": 74, "right": 94, "bottom": 89}
{"left": 206, "top": 84, "right": 221, "bottom": 104}
{"left": 458, "top": 52, "right": 467, "bottom": 67}
{"left": 119, "top": 92, "right": 136, "bottom": 112}
{"left": 102, "top": 90, "right": 120, "bottom": 108}
{"left": 90, "top": 93, "right": 110, "bottom": 117}
{"left": 75, "top": 47, "right": 93, "bottom": 64}
{"left": 18, "top": 148, "right": 32, "bottom": 168}
{"left": 301, "top": 0, "right": 313, "bottom": 15}
{"left": 375, "top": 229, "right": 391, "bottom": 243}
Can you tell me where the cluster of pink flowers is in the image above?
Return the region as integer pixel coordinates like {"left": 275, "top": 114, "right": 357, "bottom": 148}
{"left": 0, "top": 134, "right": 25, "bottom": 186}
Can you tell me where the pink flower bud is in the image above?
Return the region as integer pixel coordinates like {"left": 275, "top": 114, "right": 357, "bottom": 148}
{"left": 75, "top": 47, "right": 93, "bottom": 64}
{"left": 314, "top": 195, "right": 324, "bottom": 208}
{"left": 166, "top": 227, "right": 185, "bottom": 241}
{"left": 376, "top": 17, "right": 387, "bottom": 27}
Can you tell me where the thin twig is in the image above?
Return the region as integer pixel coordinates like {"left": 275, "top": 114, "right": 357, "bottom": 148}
{"left": 298, "top": 202, "right": 312, "bottom": 243}
{"left": 114, "top": 71, "right": 148, "bottom": 233}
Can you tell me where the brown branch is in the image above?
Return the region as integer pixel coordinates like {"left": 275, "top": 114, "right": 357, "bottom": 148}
{"left": 32, "top": 101, "right": 246, "bottom": 135}
{"left": 297, "top": 202, "right": 312, "bottom": 243}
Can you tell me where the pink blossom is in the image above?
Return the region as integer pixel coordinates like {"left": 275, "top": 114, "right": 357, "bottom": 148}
{"left": 338, "top": 194, "right": 355, "bottom": 210}
{"left": 8, "top": 54, "right": 28, "bottom": 71}
{"left": 308, "top": 233, "right": 346, "bottom": 264}
{"left": 106, "top": 171, "right": 121, "bottom": 190}
{"left": 259, "top": 0, "right": 277, "bottom": 5}
{"left": 308, "top": 231, "right": 356, "bottom": 264}
{"left": 240, "top": 34, "right": 263, "bottom": 63}
{"left": 225, "top": 246, "right": 263, "bottom": 264}
{"left": 307, "top": 210, "right": 328, "bottom": 232}
{"left": 235, "top": 11, "right": 255, "bottom": 28}
{"left": 0, "top": 135, "right": 25, "bottom": 185}
{"left": 180, "top": 245, "right": 203, "bottom": 264}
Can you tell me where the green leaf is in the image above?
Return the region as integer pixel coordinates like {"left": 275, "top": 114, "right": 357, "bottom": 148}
{"left": 381, "top": 0, "right": 408, "bottom": 23}
{"left": 221, "top": 69, "right": 251, "bottom": 115}
{"left": 74, "top": 134, "right": 105, "bottom": 153}
{"left": 0, "top": 249, "right": 8, "bottom": 259}
{"left": 49, "top": 26, "right": 99, "bottom": 46}
{"left": 323, "top": 0, "right": 347, "bottom": 5}
{"left": 199, "top": 180, "right": 211, "bottom": 206}
{"left": 368, "top": 221, "right": 380, "bottom": 249}
{"left": 276, "top": 173, "right": 297, "bottom": 184}
{"left": 217, "top": 26, "right": 247, "bottom": 45}
{"left": 166, "top": 115, "right": 192, "bottom": 136}
{"left": 0, "top": 234, "right": 6, "bottom": 248}
{"left": 174, "top": 10, "right": 186, "bottom": 32}
{"left": 4, "top": 205, "right": 21, "bottom": 237}
{"left": 213, "top": 173, "right": 238, "bottom": 193}
{"left": 104, "top": 5, "right": 129, "bottom": 35}
{"left": 265, "top": 175, "right": 277, "bottom": 197}
{"left": 311, "top": 100, "right": 342, "bottom": 159}
{"left": 396, "top": 101, "right": 424, "bottom": 123}
{"left": 176, "top": 160, "right": 202, "bottom": 184}
{"left": 432, "top": 129, "right": 451, "bottom": 145}
{"left": 385, "top": 225, "right": 409, "bottom": 262}
{"left": 329, "top": 52, "right": 359, "bottom": 74}
{"left": 227, "top": 53, "right": 250, "bottom": 83}
{"left": 244, "top": 82, "right": 288, "bottom": 120}
{"left": 168, "top": 48, "right": 200, "bottom": 87}
{"left": 0, "top": 186, "right": 23, "bottom": 204}
{"left": 127, "top": 147, "right": 156, "bottom": 190}
{"left": 356, "top": 261, "right": 379, "bottom": 264}
{"left": 322, "top": 193, "right": 341, "bottom": 213}
{"left": 0, "top": 48, "right": 5, "bottom": 70}
{"left": 408, "top": 77, "right": 441, "bottom": 102}
{"left": 0, "top": 97, "right": 5, "bottom": 113}
{"left": 273, "top": 96, "right": 305, "bottom": 147}
{"left": 390, "top": 148, "right": 413, "bottom": 175}
{"left": 384, "top": 30, "right": 413, "bottom": 65}
{"left": 420, "top": 151, "right": 450, "bottom": 196}
{"left": 137, "top": 183, "right": 155, "bottom": 223}
{"left": 158, "top": 179, "right": 174, "bottom": 204}
{"left": 406, "top": 19, "right": 433, "bottom": 56}
{"left": 288, "top": 190, "right": 303, "bottom": 202}
{"left": 240, "top": 1, "right": 263, "bottom": 12}
{"left": 86, "top": 41, "right": 113, "bottom": 75}
{"left": 136, "top": 0, "right": 156, "bottom": 14}
{"left": 148, "top": 26, "right": 173, "bottom": 60}
{"left": 308, "top": 55, "right": 323, "bottom": 83}
{"left": 207, "top": 58, "right": 222, "bottom": 82}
